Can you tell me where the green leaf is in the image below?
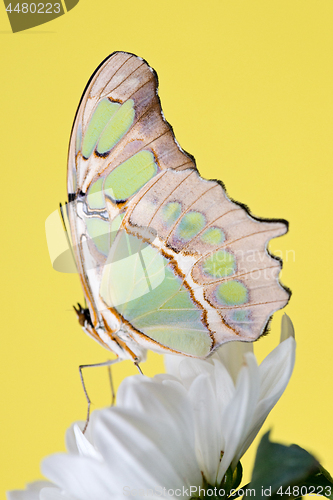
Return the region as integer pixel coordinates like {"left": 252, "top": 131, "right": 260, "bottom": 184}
{"left": 213, "top": 461, "right": 243, "bottom": 497}
{"left": 228, "top": 482, "right": 250, "bottom": 498}
{"left": 296, "top": 466, "right": 333, "bottom": 500}
{"left": 232, "top": 462, "right": 243, "bottom": 491}
{"left": 249, "top": 431, "right": 320, "bottom": 500}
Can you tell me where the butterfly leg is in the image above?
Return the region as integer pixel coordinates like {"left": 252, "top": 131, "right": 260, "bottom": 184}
{"left": 107, "top": 364, "right": 115, "bottom": 406}
{"left": 134, "top": 361, "right": 144, "bottom": 375}
{"left": 79, "top": 358, "right": 120, "bottom": 433}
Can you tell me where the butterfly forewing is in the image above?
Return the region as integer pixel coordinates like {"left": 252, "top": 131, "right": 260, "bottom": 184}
{"left": 68, "top": 52, "right": 196, "bottom": 197}
{"left": 67, "top": 52, "right": 197, "bottom": 359}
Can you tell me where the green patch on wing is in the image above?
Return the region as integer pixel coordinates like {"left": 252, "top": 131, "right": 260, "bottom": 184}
{"left": 162, "top": 202, "right": 182, "bottom": 226}
{"left": 232, "top": 310, "right": 249, "bottom": 322}
{"left": 202, "top": 250, "right": 235, "bottom": 278}
{"left": 87, "top": 178, "right": 106, "bottom": 210}
{"left": 100, "top": 232, "right": 211, "bottom": 357}
{"left": 104, "top": 150, "right": 158, "bottom": 202}
{"left": 84, "top": 217, "right": 111, "bottom": 256}
{"left": 82, "top": 99, "right": 120, "bottom": 159}
{"left": 110, "top": 214, "right": 124, "bottom": 246}
{"left": 176, "top": 211, "right": 206, "bottom": 242}
{"left": 75, "top": 123, "right": 82, "bottom": 156}
{"left": 201, "top": 227, "right": 225, "bottom": 245}
{"left": 96, "top": 99, "right": 135, "bottom": 155}
{"left": 215, "top": 280, "right": 248, "bottom": 306}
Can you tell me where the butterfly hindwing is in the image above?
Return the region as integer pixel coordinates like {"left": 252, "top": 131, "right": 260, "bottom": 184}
{"left": 98, "top": 168, "right": 290, "bottom": 356}
{"left": 99, "top": 227, "right": 213, "bottom": 357}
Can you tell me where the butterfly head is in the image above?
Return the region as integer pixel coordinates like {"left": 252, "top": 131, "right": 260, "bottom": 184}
{"left": 73, "top": 303, "right": 92, "bottom": 328}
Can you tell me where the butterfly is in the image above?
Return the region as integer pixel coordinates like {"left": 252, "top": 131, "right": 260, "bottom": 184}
{"left": 67, "top": 51, "right": 290, "bottom": 364}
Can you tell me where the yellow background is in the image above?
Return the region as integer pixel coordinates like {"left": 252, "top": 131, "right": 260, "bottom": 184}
{"left": 1, "top": 0, "right": 332, "bottom": 495}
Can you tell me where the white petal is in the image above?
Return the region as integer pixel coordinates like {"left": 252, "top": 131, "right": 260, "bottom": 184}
{"left": 164, "top": 354, "right": 184, "bottom": 378}
{"left": 212, "top": 359, "right": 235, "bottom": 418}
{"left": 73, "top": 424, "right": 103, "bottom": 461}
{"left": 65, "top": 421, "right": 87, "bottom": 455}
{"left": 94, "top": 408, "right": 202, "bottom": 489}
{"left": 165, "top": 356, "right": 217, "bottom": 389}
{"left": 235, "top": 336, "right": 296, "bottom": 461}
{"left": 259, "top": 337, "right": 296, "bottom": 401}
{"left": 65, "top": 424, "right": 79, "bottom": 455}
{"left": 280, "top": 314, "right": 295, "bottom": 342}
{"left": 153, "top": 373, "right": 178, "bottom": 383}
{"left": 215, "top": 341, "right": 254, "bottom": 384}
{"left": 188, "top": 373, "right": 222, "bottom": 485}
{"left": 42, "top": 454, "right": 117, "bottom": 500}
{"left": 116, "top": 377, "right": 194, "bottom": 452}
{"left": 217, "top": 353, "right": 260, "bottom": 483}
{"left": 178, "top": 359, "right": 216, "bottom": 389}
{"left": 7, "top": 482, "right": 50, "bottom": 500}
{"left": 118, "top": 376, "right": 187, "bottom": 420}
{"left": 40, "top": 487, "right": 74, "bottom": 500}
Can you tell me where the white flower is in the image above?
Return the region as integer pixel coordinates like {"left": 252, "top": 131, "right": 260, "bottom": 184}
{"left": 8, "top": 315, "right": 295, "bottom": 500}
{"left": 9, "top": 381, "right": 202, "bottom": 500}
{"left": 7, "top": 482, "right": 50, "bottom": 500}
{"left": 160, "top": 314, "right": 296, "bottom": 485}
{"left": 162, "top": 314, "right": 296, "bottom": 486}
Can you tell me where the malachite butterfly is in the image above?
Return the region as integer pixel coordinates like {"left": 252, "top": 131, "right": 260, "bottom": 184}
{"left": 67, "top": 51, "right": 290, "bottom": 363}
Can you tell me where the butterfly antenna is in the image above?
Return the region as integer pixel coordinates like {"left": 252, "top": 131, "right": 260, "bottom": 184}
{"left": 59, "top": 201, "right": 67, "bottom": 230}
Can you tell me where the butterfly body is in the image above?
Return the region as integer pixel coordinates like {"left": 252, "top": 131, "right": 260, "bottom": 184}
{"left": 67, "top": 52, "right": 290, "bottom": 362}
